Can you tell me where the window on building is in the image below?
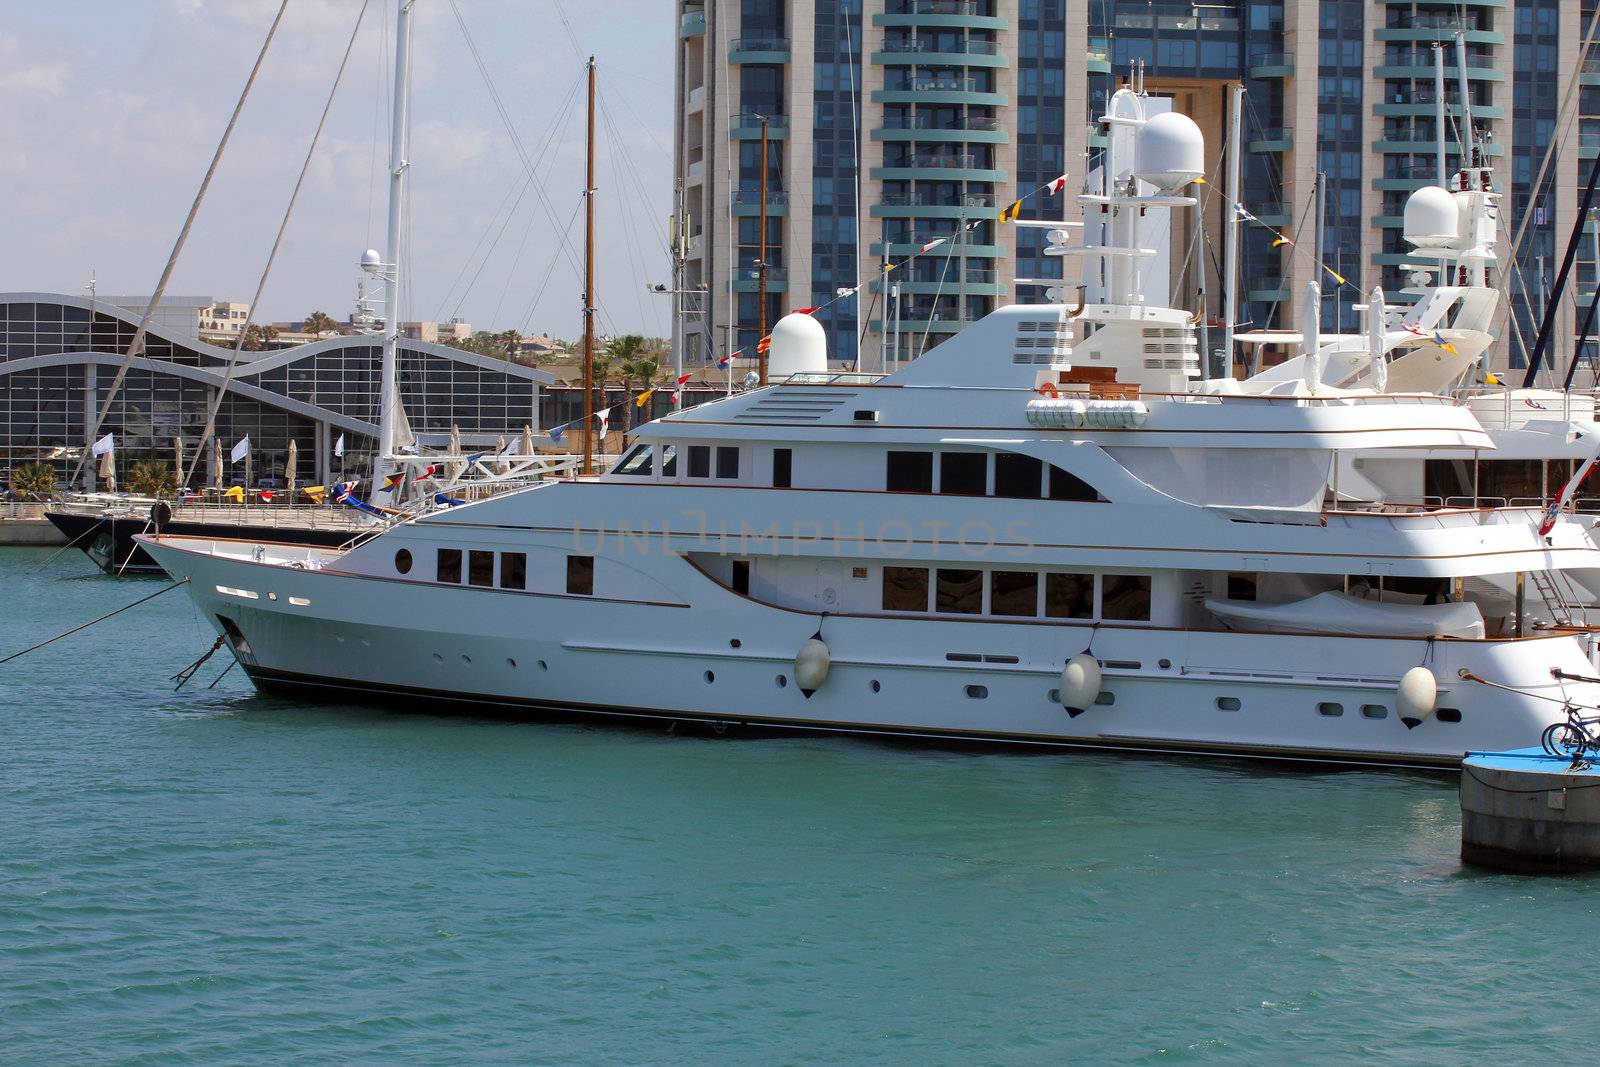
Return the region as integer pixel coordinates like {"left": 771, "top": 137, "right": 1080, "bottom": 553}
{"left": 613, "top": 444, "right": 653, "bottom": 476}
{"left": 687, "top": 445, "right": 711, "bottom": 478}
{"left": 437, "top": 548, "right": 462, "bottom": 584}
{"left": 773, "top": 447, "right": 792, "bottom": 488}
{"left": 940, "top": 451, "right": 987, "bottom": 496}
{"left": 501, "top": 552, "right": 526, "bottom": 590}
{"left": 936, "top": 568, "right": 983, "bottom": 614}
{"left": 1102, "top": 573, "right": 1151, "bottom": 621}
{"left": 469, "top": 550, "right": 495, "bottom": 587}
{"left": 732, "top": 559, "right": 750, "bottom": 595}
{"left": 716, "top": 446, "right": 740, "bottom": 479}
{"left": 994, "top": 453, "right": 1044, "bottom": 498}
{"left": 567, "top": 555, "right": 595, "bottom": 596}
{"left": 1044, "top": 572, "right": 1094, "bottom": 618}
{"left": 990, "top": 570, "right": 1039, "bottom": 617}
{"left": 1048, "top": 464, "right": 1103, "bottom": 502}
{"left": 886, "top": 450, "right": 934, "bottom": 492}
{"left": 883, "top": 566, "right": 930, "bottom": 611}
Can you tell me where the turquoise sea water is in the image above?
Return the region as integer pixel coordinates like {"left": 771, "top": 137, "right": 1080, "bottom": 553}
{"left": 1, "top": 546, "right": 1597, "bottom": 1064}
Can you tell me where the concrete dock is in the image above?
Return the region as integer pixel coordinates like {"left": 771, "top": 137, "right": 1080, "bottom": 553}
{"left": 0, "top": 504, "right": 64, "bottom": 546}
{"left": 1462, "top": 748, "right": 1600, "bottom": 873}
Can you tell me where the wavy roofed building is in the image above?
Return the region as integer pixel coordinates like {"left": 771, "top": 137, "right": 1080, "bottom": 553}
{"left": 0, "top": 293, "right": 553, "bottom": 490}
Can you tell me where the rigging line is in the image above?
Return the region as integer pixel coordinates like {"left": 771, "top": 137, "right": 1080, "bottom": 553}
{"left": 915, "top": 229, "right": 962, "bottom": 360}
{"left": 180, "top": 0, "right": 373, "bottom": 490}
{"left": 72, "top": 0, "right": 289, "bottom": 489}
{"left": 596, "top": 92, "right": 671, "bottom": 254}
{"left": 517, "top": 198, "right": 586, "bottom": 335}
{"left": 365, "top": 0, "right": 389, "bottom": 249}
{"left": 434, "top": 71, "right": 584, "bottom": 322}
{"left": 0, "top": 579, "right": 189, "bottom": 669}
{"left": 447, "top": 2, "right": 589, "bottom": 289}
{"left": 1493, "top": 4, "right": 1600, "bottom": 349}
{"left": 491, "top": 85, "right": 585, "bottom": 329}
{"left": 598, "top": 126, "right": 658, "bottom": 335}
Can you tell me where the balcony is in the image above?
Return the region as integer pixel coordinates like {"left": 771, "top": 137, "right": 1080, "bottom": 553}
{"left": 731, "top": 187, "right": 788, "bottom": 215}
{"left": 1247, "top": 51, "right": 1293, "bottom": 78}
{"left": 679, "top": 8, "right": 705, "bottom": 37}
{"left": 730, "top": 36, "right": 790, "bottom": 64}
{"left": 1087, "top": 38, "right": 1110, "bottom": 75}
{"left": 686, "top": 84, "right": 705, "bottom": 114}
{"left": 685, "top": 159, "right": 704, "bottom": 184}
{"left": 1248, "top": 127, "right": 1293, "bottom": 153}
{"left": 731, "top": 266, "right": 788, "bottom": 293}
{"left": 729, "top": 110, "right": 789, "bottom": 139}
{"left": 876, "top": 39, "right": 1005, "bottom": 68}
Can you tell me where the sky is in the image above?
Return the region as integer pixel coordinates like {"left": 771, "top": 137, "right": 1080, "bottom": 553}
{"left": 0, "top": 0, "right": 676, "bottom": 341}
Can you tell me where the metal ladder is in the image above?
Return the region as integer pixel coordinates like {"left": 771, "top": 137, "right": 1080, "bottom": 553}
{"left": 1530, "top": 570, "right": 1577, "bottom": 627}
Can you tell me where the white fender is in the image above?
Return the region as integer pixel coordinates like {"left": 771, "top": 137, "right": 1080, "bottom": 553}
{"left": 1397, "top": 666, "right": 1437, "bottom": 729}
{"left": 1060, "top": 653, "right": 1102, "bottom": 717}
{"left": 795, "top": 637, "right": 830, "bottom": 696}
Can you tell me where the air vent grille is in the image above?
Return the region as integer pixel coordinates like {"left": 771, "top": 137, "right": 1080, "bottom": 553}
{"left": 734, "top": 391, "right": 855, "bottom": 422}
{"left": 1012, "top": 318, "right": 1072, "bottom": 367}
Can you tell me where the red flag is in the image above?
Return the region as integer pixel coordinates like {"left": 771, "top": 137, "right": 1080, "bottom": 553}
{"left": 756, "top": 335, "right": 772, "bottom": 353}
{"left": 676, "top": 372, "right": 691, "bottom": 386}
{"left": 1047, "top": 173, "right": 1067, "bottom": 193}
{"left": 791, "top": 306, "right": 819, "bottom": 315}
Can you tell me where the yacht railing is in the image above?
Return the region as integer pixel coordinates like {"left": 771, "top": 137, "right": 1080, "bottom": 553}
{"left": 782, "top": 372, "right": 889, "bottom": 386}
{"left": 1452, "top": 385, "right": 1600, "bottom": 425}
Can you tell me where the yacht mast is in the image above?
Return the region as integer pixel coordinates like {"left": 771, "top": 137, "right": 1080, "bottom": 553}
{"left": 582, "top": 56, "right": 597, "bottom": 476}
{"left": 1432, "top": 44, "right": 1447, "bottom": 185}
{"left": 1223, "top": 82, "right": 1243, "bottom": 377}
{"left": 376, "top": 0, "right": 414, "bottom": 494}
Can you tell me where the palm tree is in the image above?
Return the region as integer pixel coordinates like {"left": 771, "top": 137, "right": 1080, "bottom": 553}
{"left": 241, "top": 324, "right": 279, "bottom": 351}
{"left": 302, "top": 310, "right": 340, "bottom": 337}
{"left": 620, "top": 354, "right": 662, "bottom": 433}
{"left": 126, "top": 460, "right": 177, "bottom": 498}
{"left": 8, "top": 462, "right": 55, "bottom": 502}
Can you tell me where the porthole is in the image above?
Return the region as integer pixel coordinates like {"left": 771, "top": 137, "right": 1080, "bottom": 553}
{"left": 1361, "top": 704, "right": 1388, "bottom": 719}
{"left": 266, "top": 591, "right": 278, "bottom": 601}
{"left": 965, "top": 685, "right": 989, "bottom": 699}
{"left": 704, "top": 670, "right": 716, "bottom": 684}
{"left": 537, "top": 659, "right": 549, "bottom": 671}
{"left": 395, "top": 548, "right": 413, "bottom": 574}
{"left": 870, "top": 679, "right": 881, "bottom": 693}
{"left": 1158, "top": 658, "right": 1171, "bottom": 670}
{"left": 1318, "top": 702, "right": 1344, "bottom": 717}
{"left": 1216, "top": 696, "right": 1241, "bottom": 711}
{"left": 1047, "top": 688, "right": 1061, "bottom": 703}
{"left": 1095, "top": 691, "right": 1116, "bottom": 706}
{"left": 1437, "top": 707, "right": 1463, "bottom": 723}
{"left": 507, "top": 658, "right": 518, "bottom": 669}
{"left": 776, "top": 674, "right": 788, "bottom": 688}
{"left": 730, "top": 638, "right": 742, "bottom": 649}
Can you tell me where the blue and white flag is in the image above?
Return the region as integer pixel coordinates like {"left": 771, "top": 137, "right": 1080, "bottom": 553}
{"left": 548, "top": 424, "right": 566, "bottom": 445}
{"left": 91, "top": 432, "right": 115, "bottom": 457}
{"left": 231, "top": 436, "right": 250, "bottom": 463}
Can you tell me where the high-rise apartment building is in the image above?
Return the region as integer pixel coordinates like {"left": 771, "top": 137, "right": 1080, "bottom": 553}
{"left": 673, "top": 1, "right": 1586, "bottom": 374}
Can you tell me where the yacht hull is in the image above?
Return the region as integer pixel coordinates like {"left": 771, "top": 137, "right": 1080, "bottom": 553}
{"left": 142, "top": 534, "right": 1598, "bottom": 768}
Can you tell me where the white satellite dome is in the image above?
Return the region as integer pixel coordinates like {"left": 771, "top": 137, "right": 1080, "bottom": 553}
{"left": 360, "top": 248, "right": 383, "bottom": 270}
{"left": 1402, "top": 186, "right": 1460, "bottom": 248}
{"left": 766, "top": 312, "right": 828, "bottom": 379}
{"left": 1135, "top": 111, "right": 1205, "bottom": 192}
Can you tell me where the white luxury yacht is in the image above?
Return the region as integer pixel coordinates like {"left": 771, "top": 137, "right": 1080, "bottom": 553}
{"left": 138, "top": 92, "right": 1600, "bottom": 767}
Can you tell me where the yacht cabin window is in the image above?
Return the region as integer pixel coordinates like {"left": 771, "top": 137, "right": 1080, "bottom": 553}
{"left": 993, "top": 454, "right": 1044, "bottom": 499}
{"left": 1101, "top": 574, "right": 1152, "bottom": 621}
{"left": 613, "top": 444, "right": 653, "bottom": 476}
{"left": 732, "top": 559, "right": 751, "bottom": 595}
{"left": 936, "top": 569, "right": 983, "bottom": 614}
{"left": 716, "top": 446, "right": 740, "bottom": 479}
{"left": 437, "top": 548, "right": 463, "bottom": 584}
{"left": 882, "top": 566, "right": 931, "bottom": 611}
{"left": 940, "top": 452, "right": 987, "bottom": 496}
{"left": 1048, "top": 466, "right": 1102, "bottom": 503}
{"left": 886, "top": 451, "right": 934, "bottom": 493}
{"left": 989, "top": 571, "right": 1038, "bottom": 616}
{"left": 1044, "top": 573, "right": 1094, "bottom": 618}
{"left": 567, "top": 555, "right": 595, "bottom": 596}
{"left": 661, "top": 445, "right": 678, "bottom": 477}
{"left": 501, "top": 552, "right": 527, "bottom": 590}
{"left": 878, "top": 566, "right": 1150, "bottom": 622}
{"left": 468, "top": 551, "right": 494, "bottom": 588}
{"left": 688, "top": 445, "right": 711, "bottom": 478}
{"left": 772, "top": 448, "right": 792, "bottom": 488}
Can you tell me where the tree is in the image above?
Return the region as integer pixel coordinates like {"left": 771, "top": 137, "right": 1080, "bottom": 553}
{"left": 302, "top": 310, "right": 340, "bottom": 336}
{"left": 620, "top": 353, "right": 661, "bottom": 433}
{"left": 8, "top": 462, "right": 55, "bottom": 501}
{"left": 241, "top": 324, "right": 279, "bottom": 351}
{"left": 126, "top": 460, "right": 177, "bottom": 498}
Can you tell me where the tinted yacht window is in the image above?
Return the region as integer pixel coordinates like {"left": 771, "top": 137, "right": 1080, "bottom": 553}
{"left": 716, "top": 446, "right": 740, "bottom": 479}
{"left": 936, "top": 569, "right": 983, "bottom": 614}
{"left": 994, "top": 453, "right": 1043, "bottom": 499}
{"left": 613, "top": 444, "right": 653, "bottom": 476}
{"left": 1102, "top": 574, "right": 1151, "bottom": 620}
{"left": 940, "top": 452, "right": 987, "bottom": 496}
{"left": 1044, "top": 572, "right": 1093, "bottom": 618}
{"left": 886, "top": 451, "right": 933, "bottom": 493}
{"left": 661, "top": 445, "right": 678, "bottom": 477}
{"left": 687, "top": 445, "right": 710, "bottom": 478}
{"left": 1048, "top": 464, "right": 1104, "bottom": 502}
{"left": 882, "top": 566, "right": 930, "bottom": 611}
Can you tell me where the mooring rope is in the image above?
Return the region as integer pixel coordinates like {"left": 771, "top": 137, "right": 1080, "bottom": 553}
{"left": 0, "top": 579, "right": 188, "bottom": 668}
{"left": 171, "top": 635, "right": 226, "bottom": 690}
{"left": 1457, "top": 669, "right": 1600, "bottom": 710}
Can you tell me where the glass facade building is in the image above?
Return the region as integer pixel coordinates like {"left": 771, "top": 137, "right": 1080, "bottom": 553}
{"left": 0, "top": 294, "right": 551, "bottom": 490}
{"left": 675, "top": 1, "right": 1582, "bottom": 375}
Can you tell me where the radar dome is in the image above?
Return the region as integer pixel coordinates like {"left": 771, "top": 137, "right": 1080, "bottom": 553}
{"left": 360, "top": 248, "right": 382, "bottom": 270}
{"left": 1402, "top": 186, "right": 1459, "bottom": 248}
{"left": 1135, "top": 112, "right": 1205, "bottom": 192}
{"left": 766, "top": 312, "right": 828, "bottom": 379}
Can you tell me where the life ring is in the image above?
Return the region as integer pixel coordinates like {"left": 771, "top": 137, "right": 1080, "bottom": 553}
{"left": 1036, "top": 381, "right": 1060, "bottom": 399}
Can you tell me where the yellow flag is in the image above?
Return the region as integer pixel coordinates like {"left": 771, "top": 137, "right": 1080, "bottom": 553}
{"left": 998, "top": 198, "right": 1024, "bottom": 223}
{"left": 1323, "top": 265, "right": 1346, "bottom": 286}
{"left": 1485, "top": 372, "right": 1502, "bottom": 385}
{"left": 1192, "top": 176, "right": 1207, "bottom": 185}
{"left": 222, "top": 485, "right": 244, "bottom": 502}
{"left": 1272, "top": 236, "right": 1293, "bottom": 248}
{"left": 635, "top": 388, "right": 655, "bottom": 409}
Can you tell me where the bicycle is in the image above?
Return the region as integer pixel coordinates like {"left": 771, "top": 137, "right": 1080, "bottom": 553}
{"left": 1541, "top": 704, "right": 1600, "bottom": 765}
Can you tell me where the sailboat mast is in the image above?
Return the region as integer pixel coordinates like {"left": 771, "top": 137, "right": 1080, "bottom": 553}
{"left": 377, "top": 0, "right": 414, "bottom": 490}
{"left": 1223, "top": 82, "right": 1243, "bottom": 377}
{"left": 582, "top": 55, "right": 597, "bottom": 476}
